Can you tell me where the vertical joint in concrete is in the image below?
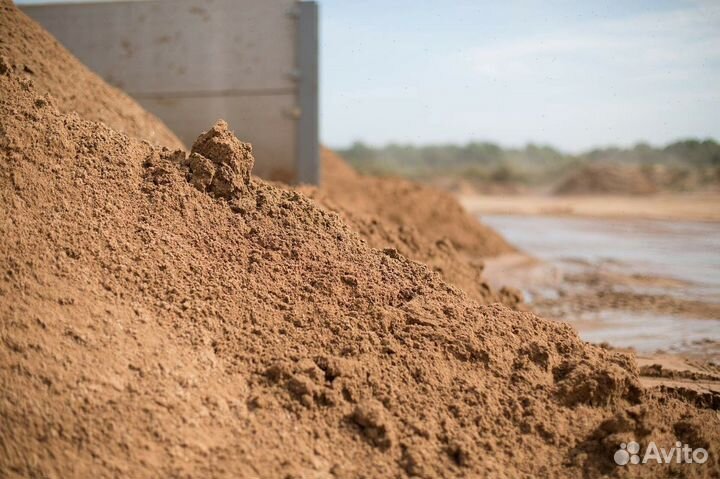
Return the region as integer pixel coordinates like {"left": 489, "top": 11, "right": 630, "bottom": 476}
{"left": 296, "top": 1, "right": 319, "bottom": 185}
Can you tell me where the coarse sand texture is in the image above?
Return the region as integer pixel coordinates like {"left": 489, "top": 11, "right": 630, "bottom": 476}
{"left": 2, "top": 72, "right": 718, "bottom": 478}
{"left": 1, "top": 1, "right": 719, "bottom": 477}
{"left": 300, "top": 149, "right": 523, "bottom": 307}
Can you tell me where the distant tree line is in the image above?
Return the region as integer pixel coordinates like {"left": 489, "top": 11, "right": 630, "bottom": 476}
{"left": 335, "top": 139, "right": 720, "bottom": 187}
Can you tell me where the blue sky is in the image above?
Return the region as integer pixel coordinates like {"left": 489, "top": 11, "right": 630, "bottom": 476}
{"left": 320, "top": 0, "right": 720, "bottom": 152}
{"left": 16, "top": 0, "right": 720, "bottom": 152}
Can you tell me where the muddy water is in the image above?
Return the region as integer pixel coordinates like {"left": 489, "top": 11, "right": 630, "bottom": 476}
{"left": 482, "top": 214, "right": 720, "bottom": 355}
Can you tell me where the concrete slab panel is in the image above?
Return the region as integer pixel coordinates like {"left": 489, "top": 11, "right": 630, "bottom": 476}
{"left": 22, "top": 0, "right": 319, "bottom": 183}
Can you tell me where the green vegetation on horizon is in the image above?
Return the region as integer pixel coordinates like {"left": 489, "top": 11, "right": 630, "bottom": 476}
{"left": 336, "top": 138, "right": 720, "bottom": 188}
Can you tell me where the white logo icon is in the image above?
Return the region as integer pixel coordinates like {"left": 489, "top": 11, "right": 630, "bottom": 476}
{"left": 614, "top": 441, "right": 708, "bottom": 466}
{"left": 614, "top": 442, "right": 641, "bottom": 465}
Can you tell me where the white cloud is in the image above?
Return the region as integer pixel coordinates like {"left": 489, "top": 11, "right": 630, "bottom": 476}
{"left": 463, "top": 3, "right": 720, "bottom": 83}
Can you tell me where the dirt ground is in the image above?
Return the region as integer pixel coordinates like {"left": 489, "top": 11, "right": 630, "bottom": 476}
{"left": 460, "top": 192, "right": 720, "bottom": 222}
{"left": 8, "top": 71, "right": 718, "bottom": 478}
{"left": 2, "top": 2, "right": 719, "bottom": 476}
{"left": 479, "top": 250, "right": 720, "bottom": 411}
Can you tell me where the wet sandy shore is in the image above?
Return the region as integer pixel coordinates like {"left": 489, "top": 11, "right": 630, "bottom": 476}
{"left": 471, "top": 212, "right": 720, "bottom": 404}
{"left": 460, "top": 192, "right": 720, "bottom": 222}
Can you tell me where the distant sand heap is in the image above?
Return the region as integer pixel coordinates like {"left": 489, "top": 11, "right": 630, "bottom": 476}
{"left": 1, "top": 3, "right": 719, "bottom": 477}
{"left": 555, "top": 163, "right": 658, "bottom": 196}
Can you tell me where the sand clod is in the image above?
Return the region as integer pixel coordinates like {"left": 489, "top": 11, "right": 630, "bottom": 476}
{"left": 189, "top": 120, "right": 254, "bottom": 198}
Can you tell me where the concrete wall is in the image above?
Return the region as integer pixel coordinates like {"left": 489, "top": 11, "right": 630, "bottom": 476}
{"left": 22, "top": 0, "right": 319, "bottom": 183}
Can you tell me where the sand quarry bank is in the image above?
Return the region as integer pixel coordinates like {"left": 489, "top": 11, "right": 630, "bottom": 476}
{"left": 1, "top": 2, "right": 719, "bottom": 478}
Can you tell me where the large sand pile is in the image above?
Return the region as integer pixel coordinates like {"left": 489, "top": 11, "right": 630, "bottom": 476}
{"left": 1, "top": 0, "right": 515, "bottom": 307}
{"left": 0, "top": 0, "right": 183, "bottom": 149}
{"left": 555, "top": 163, "right": 658, "bottom": 196}
{"left": 300, "top": 150, "right": 521, "bottom": 306}
{"left": 321, "top": 149, "right": 515, "bottom": 258}
{"left": 2, "top": 72, "right": 719, "bottom": 478}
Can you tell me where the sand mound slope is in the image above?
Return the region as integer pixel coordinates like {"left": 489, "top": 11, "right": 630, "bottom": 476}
{"left": 1, "top": 75, "right": 718, "bottom": 478}
{"left": 301, "top": 150, "right": 521, "bottom": 305}
{"left": 0, "top": 0, "right": 183, "bottom": 149}
{"left": 321, "top": 149, "right": 515, "bottom": 257}
{"left": 555, "top": 163, "right": 658, "bottom": 196}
